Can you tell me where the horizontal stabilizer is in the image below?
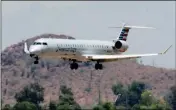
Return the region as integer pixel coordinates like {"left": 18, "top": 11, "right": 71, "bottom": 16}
{"left": 109, "top": 26, "right": 156, "bottom": 29}
{"left": 109, "top": 23, "right": 156, "bottom": 41}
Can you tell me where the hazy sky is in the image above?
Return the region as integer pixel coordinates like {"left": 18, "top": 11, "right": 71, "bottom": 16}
{"left": 2, "top": 1, "right": 175, "bottom": 69}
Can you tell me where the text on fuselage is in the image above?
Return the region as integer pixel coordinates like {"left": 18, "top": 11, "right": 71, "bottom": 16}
{"left": 56, "top": 47, "right": 77, "bottom": 52}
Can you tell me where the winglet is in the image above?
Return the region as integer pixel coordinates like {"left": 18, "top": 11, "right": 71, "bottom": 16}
{"left": 159, "top": 45, "right": 172, "bottom": 54}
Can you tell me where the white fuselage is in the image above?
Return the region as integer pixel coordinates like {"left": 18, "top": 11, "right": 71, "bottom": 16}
{"left": 28, "top": 38, "right": 127, "bottom": 61}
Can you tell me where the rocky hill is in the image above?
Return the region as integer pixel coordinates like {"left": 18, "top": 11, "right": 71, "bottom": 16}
{"left": 1, "top": 34, "right": 175, "bottom": 107}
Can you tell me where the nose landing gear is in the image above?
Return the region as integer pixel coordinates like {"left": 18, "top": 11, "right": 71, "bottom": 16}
{"left": 34, "top": 60, "right": 39, "bottom": 64}
{"left": 29, "top": 54, "right": 39, "bottom": 64}
{"left": 33, "top": 56, "right": 39, "bottom": 64}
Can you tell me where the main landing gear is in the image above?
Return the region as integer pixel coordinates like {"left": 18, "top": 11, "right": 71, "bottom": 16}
{"left": 95, "top": 61, "right": 103, "bottom": 70}
{"left": 69, "top": 60, "right": 103, "bottom": 70}
{"left": 70, "top": 60, "right": 79, "bottom": 70}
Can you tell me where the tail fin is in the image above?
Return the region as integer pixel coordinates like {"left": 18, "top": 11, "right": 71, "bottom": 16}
{"left": 118, "top": 23, "right": 129, "bottom": 41}
{"left": 109, "top": 23, "right": 155, "bottom": 41}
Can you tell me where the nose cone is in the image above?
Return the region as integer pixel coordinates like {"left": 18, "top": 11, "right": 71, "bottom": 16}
{"left": 29, "top": 46, "right": 41, "bottom": 54}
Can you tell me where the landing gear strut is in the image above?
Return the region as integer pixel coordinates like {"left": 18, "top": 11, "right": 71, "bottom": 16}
{"left": 95, "top": 61, "right": 103, "bottom": 70}
{"left": 34, "top": 56, "right": 39, "bottom": 64}
{"left": 70, "top": 60, "right": 79, "bottom": 70}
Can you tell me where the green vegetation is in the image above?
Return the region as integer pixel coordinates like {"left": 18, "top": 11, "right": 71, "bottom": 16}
{"left": 13, "top": 101, "right": 37, "bottom": 110}
{"left": 2, "top": 104, "right": 12, "bottom": 110}
{"left": 111, "top": 81, "right": 172, "bottom": 110}
{"left": 1, "top": 80, "right": 174, "bottom": 110}
{"left": 93, "top": 102, "right": 116, "bottom": 110}
{"left": 49, "top": 101, "right": 57, "bottom": 110}
{"left": 112, "top": 81, "right": 146, "bottom": 108}
{"left": 164, "top": 85, "right": 176, "bottom": 110}
{"left": 57, "top": 85, "right": 81, "bottom": 110}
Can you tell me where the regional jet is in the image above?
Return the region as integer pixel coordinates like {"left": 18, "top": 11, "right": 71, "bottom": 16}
{"left": 24, "top": 23, "right": 172, "bottom": 70}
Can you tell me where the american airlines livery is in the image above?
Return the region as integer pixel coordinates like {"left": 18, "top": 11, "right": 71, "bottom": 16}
{"left": 24, "top": 24, "right": 172, "bottom": 70}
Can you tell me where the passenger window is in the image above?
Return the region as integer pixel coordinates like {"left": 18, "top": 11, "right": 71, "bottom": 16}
{"left": 43, "top": 42, "right": 47, "bottom": 45}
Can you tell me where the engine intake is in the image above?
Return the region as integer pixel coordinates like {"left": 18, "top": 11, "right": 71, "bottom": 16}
{"left": 114, "top": 40, "right": 129, "bottom": 52}
{"left": 115, "top": 41, "right": 122, "bottom": 49}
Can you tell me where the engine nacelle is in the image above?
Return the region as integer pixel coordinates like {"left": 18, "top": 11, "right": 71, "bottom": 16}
{"left": 114, "top": 40, "right": 129, "bottom": 52}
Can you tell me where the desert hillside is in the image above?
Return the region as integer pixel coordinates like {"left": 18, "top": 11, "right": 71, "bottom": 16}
{"left": 1, "top": 34, "right": 175, "bottom": 107}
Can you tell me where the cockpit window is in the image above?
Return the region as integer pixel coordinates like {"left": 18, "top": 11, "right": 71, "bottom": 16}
{"left": 33, "top": 42, "right": 47, "bottom": 45}
{"left": 43, "top": 42, "right": 47, "bottom": 45}
{"left": 36, "top": 42, "right": 41, "bottom": 45}
{"left": 33, "top": 42, "right": 41, "bottom": 45}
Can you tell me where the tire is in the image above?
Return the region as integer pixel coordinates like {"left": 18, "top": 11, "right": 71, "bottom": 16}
{"left": 34, "top": 60, "right": 38, "bottom": 64}
{"left": 95, "top": 64, "right": 99, "bottom": 70}
{"left": 70, "top": 63, "right": 74, "bottom": 70}
{"left": 99, "top": 64, "right": 103, "bottom": 70}
{"left": 74, "top": 63, "right": 78, "bottom": 70}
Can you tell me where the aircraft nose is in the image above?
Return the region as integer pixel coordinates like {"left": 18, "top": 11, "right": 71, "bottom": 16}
{"left": 29, "top": 46, "right": 41, "bottom": 54}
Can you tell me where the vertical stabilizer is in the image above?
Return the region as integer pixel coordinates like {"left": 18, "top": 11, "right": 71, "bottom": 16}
{"left": 118, "top": 23, "right": 130, "bottom": 41}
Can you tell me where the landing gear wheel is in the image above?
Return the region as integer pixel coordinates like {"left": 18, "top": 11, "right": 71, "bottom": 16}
{"left": 70, "top": 63, "right": 74, "bottom": 70}
{"left": 95, "top": 63, "right": 103, "bottom": 70}
{"left": 74, "top": 63, "right": 78, "bottom": 69}
{"left": 34, "top": 60, "right": 38, "bottom": 64}
{"left": 99, "top": 64, "right": 103, "bottom": 70}
{"left": 70, "top": 62, "right": 79, "bottom": 70}
{"left": 33, "top": 56, "right": 39, "bottom": 64}
{"left": 95, "top": 64, "right": 99, "bottom": 70}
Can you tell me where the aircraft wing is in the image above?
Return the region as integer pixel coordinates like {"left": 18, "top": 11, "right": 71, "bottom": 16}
{"left": 83, "top": 45, "right": 172, "bottom": 61}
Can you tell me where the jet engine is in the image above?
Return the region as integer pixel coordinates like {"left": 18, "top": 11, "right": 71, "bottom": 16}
{"left": 114, "top": 40, "right": 129, "bottom": 52}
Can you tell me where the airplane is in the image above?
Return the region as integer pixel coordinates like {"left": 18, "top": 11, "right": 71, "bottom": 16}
{"left": 24, "top": 23, "right": 172, "bottom": 70}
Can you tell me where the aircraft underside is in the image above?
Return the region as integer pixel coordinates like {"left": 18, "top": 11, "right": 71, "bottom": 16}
{"left": 30, "top": 52, "right": 104, "bottom": 70}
